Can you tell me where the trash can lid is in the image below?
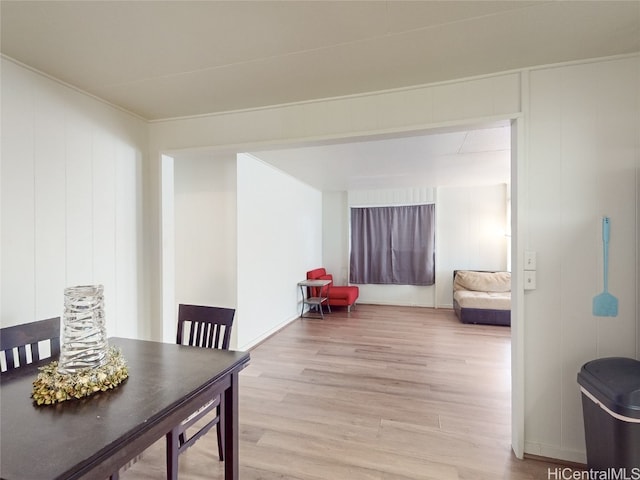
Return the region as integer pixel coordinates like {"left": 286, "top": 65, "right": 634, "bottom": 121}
{"left": 577, "top": 357, "right": 640, "bottom": 419}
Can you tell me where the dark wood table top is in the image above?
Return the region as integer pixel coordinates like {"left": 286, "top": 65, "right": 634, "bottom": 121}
{"left": 0, "top": 337, "right": 250, "bottom": 480}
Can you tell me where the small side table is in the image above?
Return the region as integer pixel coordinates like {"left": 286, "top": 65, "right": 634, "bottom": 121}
{"left": 297, "top": 279, "right": 332, "bottom": 319}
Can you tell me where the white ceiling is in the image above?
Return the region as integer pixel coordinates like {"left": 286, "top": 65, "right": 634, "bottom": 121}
{"left": 2, "top": 1, "right": 638, "bottom": 121}
{"left": 249, "top": 122, "right": 511, "bottom": 191}
{"left": 2, "top": 1, "right": 638, "bottom": 190}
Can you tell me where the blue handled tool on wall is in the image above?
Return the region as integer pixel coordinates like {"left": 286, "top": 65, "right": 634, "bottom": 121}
{"left": 592, "top": 216, "right": 618, "bottom": 317}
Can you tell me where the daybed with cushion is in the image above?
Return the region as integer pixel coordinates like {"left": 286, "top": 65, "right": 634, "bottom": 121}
{"left": 453, "top": 270, "right": 511, "bottom": 326}
{"left": 306, "top": 268, "right": 359, "bottom": 312}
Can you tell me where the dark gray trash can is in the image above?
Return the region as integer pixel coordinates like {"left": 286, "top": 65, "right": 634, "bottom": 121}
{"left": 577, "top": 357, "right": 640, "bottom": 469}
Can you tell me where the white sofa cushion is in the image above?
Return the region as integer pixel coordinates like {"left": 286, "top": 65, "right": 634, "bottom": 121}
{"left": 454, "top": 270, "right": 511, "bottom": 293}
{"left": 454, "top": 290, "right": 511, "bottom": 310}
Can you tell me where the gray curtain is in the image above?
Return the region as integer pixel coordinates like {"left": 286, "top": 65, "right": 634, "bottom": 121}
{"left": 349, "top": 204, "right": 435, "bottom": 286}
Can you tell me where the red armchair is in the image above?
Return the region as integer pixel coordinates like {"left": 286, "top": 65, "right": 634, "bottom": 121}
{"left": 306, "top": 268, "right": 359, "bottom": 312}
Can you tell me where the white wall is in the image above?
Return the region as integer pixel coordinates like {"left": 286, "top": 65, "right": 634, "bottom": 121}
{"left": 321, "top": 184, "right": 508, "bottom": 308}
{"left": 437, "top": 184, "right": 509, "bottom": 307}
{"left": 1, "top": 58, "right": 148, "bottom": 339}
{"left": 146, "top": 55, "right": 639, "bottom": 464}
{"left": 322, "top": 191, "right": 349, "bottom": 285}
{"left": 236, "top": 154, "right": 322, "bottom": 349}
{"left": 173, "top": 154, "right": 238, "bottom": 343}
{"left": 523, "top": 56, "right": 639, "bottom": 462}
{"left": 172, "top": 152, "right": 321, "bottom": 350}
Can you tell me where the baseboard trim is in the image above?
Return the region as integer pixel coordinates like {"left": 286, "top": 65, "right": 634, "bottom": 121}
{"left": 240, "top": 314, "right": 299, "bottom": 351}
{"left": 523, "top": 453, "right": 586, "bottom": 470}
{"left": 524, "top": 441, "right": 587, "bottom": 466}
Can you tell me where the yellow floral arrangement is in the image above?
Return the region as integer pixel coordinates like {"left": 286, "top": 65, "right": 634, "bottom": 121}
{"left": 32, "top": 347, "right": 128, "bottom": 405}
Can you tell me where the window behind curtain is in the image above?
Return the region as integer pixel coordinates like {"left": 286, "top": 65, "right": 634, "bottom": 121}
{"left": 349, "top": 204, "right": 435, "bottom": 286}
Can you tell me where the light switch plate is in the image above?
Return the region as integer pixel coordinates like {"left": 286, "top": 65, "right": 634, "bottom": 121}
{"left": 524, "top": 251, "right": 537, "bottom": 270}
{"left": 524, "top": 270, "right": 537, "bottom": 290}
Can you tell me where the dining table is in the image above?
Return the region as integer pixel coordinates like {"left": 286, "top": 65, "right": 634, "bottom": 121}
{"left": 0, "top": 337, "right": 250, "bottom": 480}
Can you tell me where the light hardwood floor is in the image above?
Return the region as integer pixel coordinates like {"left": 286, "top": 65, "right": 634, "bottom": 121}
{"left": 123, "top": 304, "right": 580, "bottom": 479}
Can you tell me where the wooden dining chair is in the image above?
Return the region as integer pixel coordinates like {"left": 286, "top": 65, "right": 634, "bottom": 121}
{"left": 166, "top": 304, "right": 235, "bottom": 477}
{"left": 1, "top": 317, "right": 122, "bottom": 480}
{"left": 0, "top": 317, "right": 61, "bottom": 373}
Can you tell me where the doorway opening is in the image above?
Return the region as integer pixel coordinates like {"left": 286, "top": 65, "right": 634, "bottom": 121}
{"left": 160, "top": 116, "right": 524, "bottom": 457}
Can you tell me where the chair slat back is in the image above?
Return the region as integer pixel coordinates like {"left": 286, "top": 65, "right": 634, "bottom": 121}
{"left": 177, "top": 305, "right": 234, "bottom": 351}
{"left": 0, "top": 317, "right": 61, "bottom": 373}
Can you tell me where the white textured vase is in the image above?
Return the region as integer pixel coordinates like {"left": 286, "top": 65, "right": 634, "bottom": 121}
{"left": 57, "top": 285, "right": 108, "bottom": 375}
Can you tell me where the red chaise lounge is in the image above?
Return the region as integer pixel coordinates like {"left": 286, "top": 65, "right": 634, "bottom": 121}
{"left": 306, "top": 268, "right": 359, "bottom": 312}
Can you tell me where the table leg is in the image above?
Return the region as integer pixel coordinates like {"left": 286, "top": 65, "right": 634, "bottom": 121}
{"left": 224, "top": 372, "right": 240, "bottom": 480}
{"left": 217, "top": 396, "right": 225, "bottom": 460}
{"left": 166, "top": 427, "right": 179, "bottom": 480}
